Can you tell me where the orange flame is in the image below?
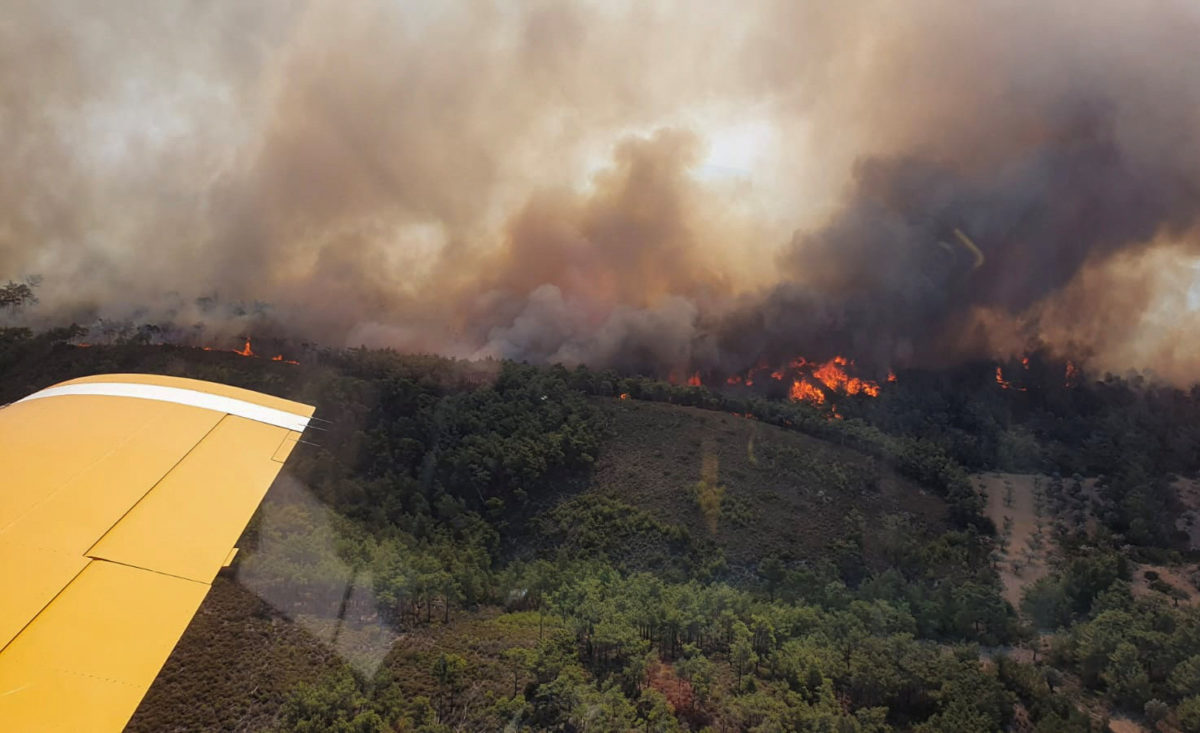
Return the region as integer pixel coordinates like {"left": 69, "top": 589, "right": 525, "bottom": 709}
{"left": 1021, "top": 356, "right": 1030, "bottom": 370}
{"left": 1064, "top": 360, "right": 1079, "bottom": 388}
{"left": 812, "top": 356, "right": 879, "bottom": 397}
{"left": 995, "top": 366, "right": 1027, "bottom": 391}
{"left": 886, "top": 370, "right": 897, "bottom": 383}
{"left": 687, "top": 372, "right": 702, "bottom": 387}
{"left": 619, "top": 393, "right": 631, "bottom": 400}
{"left": 724, "top": 352, "right": 885, "bottom": 412}
{"left": 69, "top": 336, "right": 299, "bottom": 365}
{"left": 789, "top": 378, "right": 825, "bottom": 405}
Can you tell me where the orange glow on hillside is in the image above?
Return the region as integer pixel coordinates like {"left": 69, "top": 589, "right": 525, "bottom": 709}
{"left": 687, "top": 372, "right": 702, "bottom": 387}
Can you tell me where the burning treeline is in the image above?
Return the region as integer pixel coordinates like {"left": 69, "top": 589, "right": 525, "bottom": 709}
{"left": 4, "top": 1, "right": 1200, "bottom": 385}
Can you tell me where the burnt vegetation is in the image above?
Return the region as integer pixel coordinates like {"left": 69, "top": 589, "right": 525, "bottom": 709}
{"left": 2, "top": 326, "right": 1199, "bottom": 732}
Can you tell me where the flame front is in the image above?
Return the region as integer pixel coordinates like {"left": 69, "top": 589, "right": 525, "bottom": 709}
{"left": 723, "top": 353, "right": 885, "bottom": 414}
{"left": 788, "top": 378, "right": 826, "bottom": 405}
{"left": 995, "top": 366, "right": 1011, "bottom": 389}
{"left": 70, "top": 335, "right": 299, "bottom": 365}
{"left": 812, "top": 356, "right": 880, "bottom": 397}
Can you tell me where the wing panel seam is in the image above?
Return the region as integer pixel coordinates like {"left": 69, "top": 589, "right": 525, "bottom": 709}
{"left": 81, "top": 416, "right": 229, "bottom": 564}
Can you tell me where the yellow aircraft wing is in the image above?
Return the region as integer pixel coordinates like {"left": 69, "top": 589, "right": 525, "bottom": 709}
{"left": 0, "top": 374, "right": 314, "bottom": 732}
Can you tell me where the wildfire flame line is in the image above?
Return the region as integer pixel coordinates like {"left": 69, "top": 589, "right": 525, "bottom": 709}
{"left": 73, "top": 337, "right": 299, "bottom": 365}
{"left": 722, "top": 353, "right": 887, "bottom": 415}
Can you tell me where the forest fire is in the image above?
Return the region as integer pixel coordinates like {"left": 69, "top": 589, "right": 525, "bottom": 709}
{"left": 812, "top": 356, "right": 880, "bottom": 397}
{"left": 214, "top": 338, "right": 299, "bottom": 364}
{"left": 72, "top": 336, "right": 299, "bottom": 365}
{"left": 1065, "top": 360, "right": 1080, "bottom": 388}
{"left": 719, "top": 353, "right": 885, "bottom": 414}
{"left": 995, "top": 365, "right": 1027, "bottom": 391}
{"left": 788, "top": 378, "right": 826, "bottom": 405}
{"left": 995, "top": 367, "right": 1012, "bottom": 389}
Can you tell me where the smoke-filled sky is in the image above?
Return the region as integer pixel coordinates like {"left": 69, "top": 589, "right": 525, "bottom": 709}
{"left": 4, "top": 0, "right": 1200, "bottom": 381}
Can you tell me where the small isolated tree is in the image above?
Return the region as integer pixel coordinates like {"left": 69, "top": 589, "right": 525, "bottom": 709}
{"left": 0, "top": 279, "right": 37, "bottom": 310}
{"left": 276, "top": 671, "right": 386, "bottom": 733}
{"left": 730, "top": 621, "right": 758, "bottom": 683}
{"left": 675, "top": 647, "right": 713, "bottom": 710}
{"left": 1102, "top": 642, "right": 1149, "bottom": 709}
{"left": 1179, "top": 695, "right": 1200, "bottom": 733}
{"left": 502, "top": 647, "right": 535, "bottom": 698}
{"left": 1021, "top": 577, "right": 1071, "bottom": 630}
{"left": 758, "top": 556, "right": 785, "bottom": 600}
{"left": 1170, "top": 655, "right": 1200, "bottom": 700}
{"left": 1144, "top": 699, "right": 1169, "bottom": 724}
{"left": 433, "top": 652, "right": 468, "bottom": 691}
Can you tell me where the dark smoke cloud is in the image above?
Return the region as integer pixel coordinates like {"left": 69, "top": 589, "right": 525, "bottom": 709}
{"left": 4, "top": 1, "right": 1200, "bottom": 381}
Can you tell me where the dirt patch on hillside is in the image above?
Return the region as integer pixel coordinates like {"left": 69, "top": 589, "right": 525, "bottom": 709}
{"left": 1106, "top": 716, "right": 1150, "bottom": 733}
{"left": 1132, "top": 563, "right": 1200, "bottom": 607}
{"left": 975, "top": 473, "right": 1054, "bottom": 609}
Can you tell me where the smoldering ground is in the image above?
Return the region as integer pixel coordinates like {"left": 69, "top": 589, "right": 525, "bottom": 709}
{"left": 3, "top": 1, "right": 1199, "bottom": 381}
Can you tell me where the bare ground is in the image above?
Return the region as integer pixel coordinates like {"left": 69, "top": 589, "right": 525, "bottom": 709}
{"left": 1107, "top": 716, "right": 1150, "bottom": 733}
{"left": 1131, "top": 563, "right": 1200, "bottom": 607}
{"left": 975, "top": 473, "right": 1054, "bottom": 609}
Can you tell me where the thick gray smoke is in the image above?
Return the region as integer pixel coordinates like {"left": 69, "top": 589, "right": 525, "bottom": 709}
{"left": 3, "top": 1, "right": 1200, "bottom": 381}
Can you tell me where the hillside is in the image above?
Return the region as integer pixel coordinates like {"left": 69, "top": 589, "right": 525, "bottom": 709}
{"left": 585, "top": 399, "right": 946, "bottom": 570}
{"left": 126, "top": 381, "right": 958, "bottom": 731}
{"left": 3, "top": 330, "right": 1200, "bottom": 731}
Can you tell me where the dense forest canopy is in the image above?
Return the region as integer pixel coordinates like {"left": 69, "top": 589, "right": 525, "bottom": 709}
{"left": 1, "top": 325, "right": 1198, "bottom": 731}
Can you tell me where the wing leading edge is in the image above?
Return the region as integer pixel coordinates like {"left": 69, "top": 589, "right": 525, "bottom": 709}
{"left": 0, "top": 374, "right": 314, "bottom": 732}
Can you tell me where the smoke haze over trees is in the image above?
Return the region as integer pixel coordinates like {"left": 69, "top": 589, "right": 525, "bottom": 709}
{"left": 4, "top": 1, "right": 1200, "bottom": 382}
